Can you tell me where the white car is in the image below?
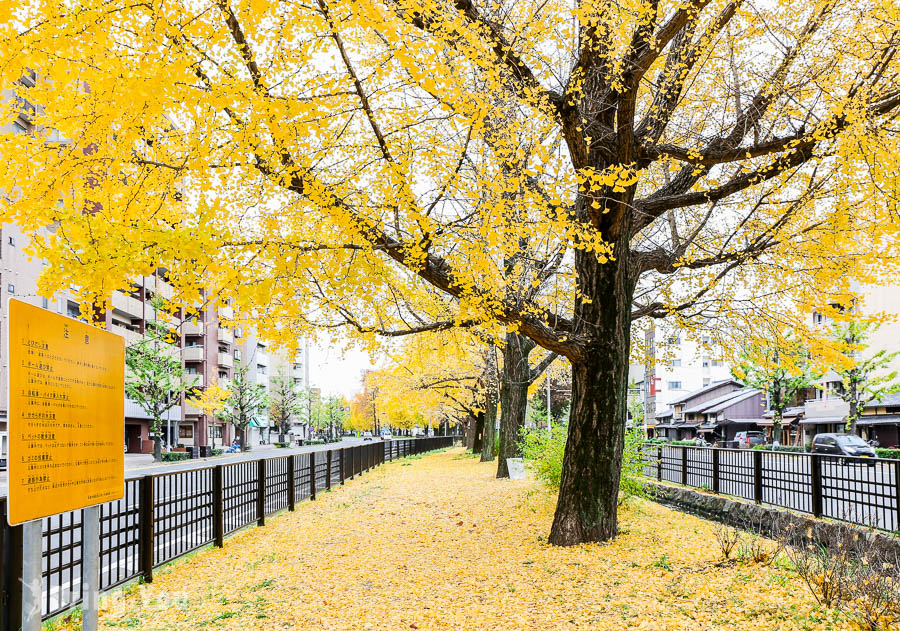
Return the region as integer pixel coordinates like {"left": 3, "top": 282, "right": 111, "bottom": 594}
{"left": 362, "top": 431, "right": 373, "bottom": 441}
{"left": 380, "top": 430, "right": 392, "bottom": 440}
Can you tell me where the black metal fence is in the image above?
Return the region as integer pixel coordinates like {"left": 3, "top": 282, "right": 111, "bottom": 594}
{"left": 0, "top": 437, "right": 455, "bottom": 629}
{"left": 643, "top": 445, "right": 900, "bottom": 532}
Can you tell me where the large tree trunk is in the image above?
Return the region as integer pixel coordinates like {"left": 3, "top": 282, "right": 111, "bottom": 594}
{"left": 548, "top": 242, "right": 635, "bottom": 546}
{"left": 472, "top": 412, "right": 485, "bottom": 453}
{"left": 481, "top": 391, "right": 497, "bottom": 462}
{"left": 497, "top": 332, "right": 535, "bottom": 477}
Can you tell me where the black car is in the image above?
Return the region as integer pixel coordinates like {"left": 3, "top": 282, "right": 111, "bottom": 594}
{"left": 811, "top": 433, "right": 877, "bottom": 461}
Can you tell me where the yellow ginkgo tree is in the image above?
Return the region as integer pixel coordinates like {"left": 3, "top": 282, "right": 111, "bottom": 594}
{"left": 4, "top": 0, "right": 900, "bottom": 544}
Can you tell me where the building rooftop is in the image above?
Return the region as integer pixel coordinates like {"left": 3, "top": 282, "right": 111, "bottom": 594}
{"left": 668, "top": 379, "right": 744, "bottom": 406}
{"left": 682, "top": 388, "right": 759, "bottom": 414}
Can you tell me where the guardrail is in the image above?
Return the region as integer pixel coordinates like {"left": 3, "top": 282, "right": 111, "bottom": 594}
{"left": 643, "top": 444, "right": 900, "bottom": 533}
{"left": 0, "top": 436, "right": 457, "bottom": 629}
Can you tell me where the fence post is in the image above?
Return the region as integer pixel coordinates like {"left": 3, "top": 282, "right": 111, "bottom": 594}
{"left": 257, "top": 459, "right": 267, "bottom": 527}
{"left": 2, "top": 508, "right": 23, "bottom": 631}
{"left": 326, "top": 450, "right": 333, "bottom": 490}
{"left": 681, "top": 447, "right": 688, "bottom": 486}
{"left": 340, "top": 449, "right": 345, "bottom": 485}
{"left": 753, "top": 449, "right": 763, "bottom": 504}
{"left": 893, "top": 459, "right": 900, "bottom": 531}
{"left": 712, "top": 448, "right": 720, "bottom": 494}
{"left": 288, "top": 456, "right": 296, "bottom": 511}
{"left": 213, "top": 465, "right": 225, "bottom": 547}
{"left": 309, "top": 452, "right": 317, "bottom": 500}
{"left": 811, "top": 453, "right": 823, "bottom": 518}
{"left": 139, "top": 475, "right": 154, "bottom": 583}
{"left": 657, "top": 447, "right": 662, "bottom": 481}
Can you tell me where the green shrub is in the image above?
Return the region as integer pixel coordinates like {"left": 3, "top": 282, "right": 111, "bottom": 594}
{"left": 307, "top": 439, "right": 326, "bottom": 445}
{"left": 519, "top": 426, "right": 649, "bottom": 504}
{"left": 274, "top": 442, "right": 290, "bottom": 448}
{"left": 161, "top": 451, "right": 190, "bottom": 462}
{"left": 670, "top": 440, "right": 697, "bottom": 446}
{"left": 876, "top": 448, "right": 900, "bottom": 460}
{"left": 752, "top": 445, "right": 806, "bottom": 452}
{"left": 519, "top": 426, "right": 567, "bottom": 490}
{"left": 211, "top": 448, "right": 224, "bottom": 456}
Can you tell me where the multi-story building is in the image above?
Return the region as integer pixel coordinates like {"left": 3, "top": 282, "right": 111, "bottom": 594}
{"left": 802, "top": 285, "right": 900, "bottom": 447}
{"left": 268, "top": 342, "right": 312, "bottom": 441}
{"left": 638, "top": 325, "right": 733, "bottom": 435}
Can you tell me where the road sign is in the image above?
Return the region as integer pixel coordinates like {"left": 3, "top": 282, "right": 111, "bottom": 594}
{"left": 7, "top": 299, "right": 125, "bottom": 525}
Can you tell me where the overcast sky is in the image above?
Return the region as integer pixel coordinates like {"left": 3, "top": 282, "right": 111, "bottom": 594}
{"left": 307, "top": 339, "right": 381, "bottom": 399}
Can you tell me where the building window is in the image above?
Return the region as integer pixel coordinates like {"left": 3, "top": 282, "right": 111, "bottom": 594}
{"left": 257, "top": 363, "right": 267, "bottom": 375}
{"left": 209, "top": 426, "right": 223, "bottom": 438}
{"left": 711, "top": 359, "right": 724, "bottom": 367}
{"left": 218, "top": 371, "right": 228, "bottom": 379}
{"left": 179, "top": 425, "right": 193, "bottom": 438}
{"left": 703, "top": 378, "right": 711, "bottom": 387}
{"left": 67, "top": 301, "right": 81, "bottom": 319}
{"left": 41, "top": 297, "right": 48, "bottom": 309}
{"left": 702, "top": 359, "right": 710, "bottom": 368}
{"left": 672, "top": 359, "right": 682, "bottom": 367}
{"left": 7, "top": 236, "right": 14, "bottom": 246}
{"left": 667, "top": 336, "right": 680, "bottom": 345}
{"left": 668, "top": 381, "right": 682, "bottom": 390}
{"left": 234, "top": 349, "right": 242, "bottom": 360}
{"left": 7, "top": 284, "right": 13, "bottom": 294}
{"left": 813, "top": 311, "right": 824, "bottom": 325}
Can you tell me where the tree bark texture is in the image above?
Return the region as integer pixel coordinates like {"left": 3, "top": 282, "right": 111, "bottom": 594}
{"left": 480, "top": 392, "right": 497, "bottom": 462}
{"left": 496, "top": 332, "right": 536, "bottom": 478}
{"left": 548, "top": 238, "right": 635, "bottom": 545}
{"left": 472, "top": 412, "right": 485, "bottom": 453}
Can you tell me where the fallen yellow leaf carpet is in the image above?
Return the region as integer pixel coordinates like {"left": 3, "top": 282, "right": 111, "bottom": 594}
{"left": 67, "top": 448, "right": 849, "bottom": 630}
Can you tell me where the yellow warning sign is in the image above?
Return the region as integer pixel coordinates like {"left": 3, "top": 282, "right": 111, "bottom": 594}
{"left": 8, "top": 299, "right": 124, "bottom": 525}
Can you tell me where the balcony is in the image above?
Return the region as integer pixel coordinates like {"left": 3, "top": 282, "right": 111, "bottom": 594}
{"left": 109, "top": 323, "right": 142, "bottom": 348}
{"left": 184, "top": 346, "right": 204, "bottom": 362}
{"left": 185, "top": 373, "right": 204, "bottom": 388}
{"left": 217, "top": 328, "right": 233, "bottom": 344}
{"left": 804, "top": 398, "right": 850, "bottom": 419}
{"left": 183, "top": 321, "right": 204, "bottom": 336}
{"left": 217, "top": 352, "right": 233, "bottom": 368}
{"left": 218, "top": 305, "right": 234, "bottom": 320}
{"left": 111, "top": 292, "right": 144, "bottom": 318}
{"left": 146, "top": 276, "right": 174, "bottom": 300}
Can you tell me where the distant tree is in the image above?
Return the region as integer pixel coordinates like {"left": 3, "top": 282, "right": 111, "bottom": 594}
{"left": 733, "top": 335, "right": 815, "bottom": 446}
{"left": 829, "top": 321, "right": 900, "bottom": 434}
{"left": 268, "top": 367, "right": 309, "bottom": 443}
{"left": 310, "top": 395, "right": 349, "bottom": 440}
{"left": 192, "top": 378, "right": 231, "bottom": 448}
{"left": 125, "top": 298, "right": 196, "bottom": 461}
{"left": 219, "top": 363, "right": 267, "bottom": 450}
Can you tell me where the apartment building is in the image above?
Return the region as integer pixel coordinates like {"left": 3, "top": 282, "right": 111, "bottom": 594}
{"left": 801, "top": 285, "right": 900, "bottom": 447}
{"left": 267, "top": 343, "right": 312, "bottom": 441}
{"left": 638, "top": 324, "right": 733, "bottom": 434}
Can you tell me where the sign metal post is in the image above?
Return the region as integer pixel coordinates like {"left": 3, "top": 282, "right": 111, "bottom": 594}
{"left": 7, "top": 299, "right": 124, "bottom": 630}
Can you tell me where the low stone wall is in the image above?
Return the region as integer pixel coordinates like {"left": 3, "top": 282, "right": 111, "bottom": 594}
{"left": 645, "top": 480, "right": 900, "bottom": 556}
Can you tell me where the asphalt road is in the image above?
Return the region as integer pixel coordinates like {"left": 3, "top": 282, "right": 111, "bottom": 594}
{"left": 0, "top": 436, "right": 376, "bottom": 498}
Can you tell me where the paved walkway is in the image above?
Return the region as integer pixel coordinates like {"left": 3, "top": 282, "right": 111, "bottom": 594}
{"left": 86, "top": 448, "right": 834, "bottom": 631}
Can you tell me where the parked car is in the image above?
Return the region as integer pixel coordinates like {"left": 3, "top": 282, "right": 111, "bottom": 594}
{"left": 811, "top": 433, "right": 877, "bottom": 461}
{"left": 380, "top": 429, "right": 392, "bottom": 440}
{"left": 735, "top": 431, "right": 766, "bottom": 449}
{"left": 362, "top": 431, "right": 373, "bottom": 441}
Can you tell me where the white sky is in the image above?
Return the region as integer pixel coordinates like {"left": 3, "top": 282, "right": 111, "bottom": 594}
{"left": 308, "top": 339, "right": 381, "bottom": 399}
